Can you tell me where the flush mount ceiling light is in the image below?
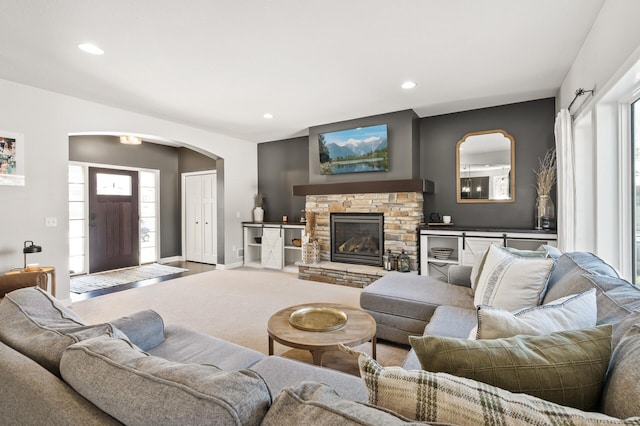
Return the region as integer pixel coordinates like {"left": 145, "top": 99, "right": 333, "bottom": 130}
{"left": 78, "top": 43, "right": 104, "bottom": 55}
{"left": 120, "top": 135, "right": 142, "bottom": 145}
{"left": 401, "top": 81, "right": 417, "bottom": 89}
{"left": 263, "top": 113, "right": 274, "bottom": 119}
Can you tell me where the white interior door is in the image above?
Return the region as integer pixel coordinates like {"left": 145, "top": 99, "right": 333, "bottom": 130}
{"left": 201, "top": 173, "right": 217, "bottom": 264}
{"left": 185, "top": 175, "right": 203, "bottom": 262}
{"left": 184, "top": 172, "right": 217, "bottom": 264}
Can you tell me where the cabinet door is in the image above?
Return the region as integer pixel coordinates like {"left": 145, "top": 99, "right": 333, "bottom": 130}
{"left": 460, "top": 237, "right": 502, "bottom": 266}
{"left": 261, "top": 227, "right": 283, "bottom": 269}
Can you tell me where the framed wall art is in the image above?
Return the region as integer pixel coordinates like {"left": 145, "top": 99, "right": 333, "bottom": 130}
{"left": 0, "top": 130, "right": 25, "bottom": 186}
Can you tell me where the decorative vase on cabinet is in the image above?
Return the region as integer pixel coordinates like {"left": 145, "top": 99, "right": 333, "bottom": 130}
{"left": 535, "top": 195, "right": 555, "bottom": 230}
{"left": 253, "top": 207, "right": 264, "bottom": 223}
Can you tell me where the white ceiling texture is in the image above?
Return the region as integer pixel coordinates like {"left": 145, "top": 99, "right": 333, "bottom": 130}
{"left": 0, "top": 0, "right": 604, "bottom": 143}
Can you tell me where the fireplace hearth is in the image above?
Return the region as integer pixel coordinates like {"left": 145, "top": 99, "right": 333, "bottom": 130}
{"left": 330, "top": 213, "right": 383, "bottom": 266}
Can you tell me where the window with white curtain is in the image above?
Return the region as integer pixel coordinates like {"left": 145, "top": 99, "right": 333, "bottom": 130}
{"left": 633, "top": 100, "right": 640, "bottom": 284}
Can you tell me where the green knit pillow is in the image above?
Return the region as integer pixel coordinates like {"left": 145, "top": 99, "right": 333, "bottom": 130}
{"left": 409, "top": 325, "right": 612, "bottom": 411}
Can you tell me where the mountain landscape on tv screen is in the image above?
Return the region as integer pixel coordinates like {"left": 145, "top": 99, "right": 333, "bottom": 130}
{"left": 318, "top": 124, "right": 389, "bottom": 174}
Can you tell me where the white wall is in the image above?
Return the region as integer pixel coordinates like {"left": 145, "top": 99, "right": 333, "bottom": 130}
{"left": 558, "top": 0, "right": 640, "bottom": 111}
{"left": 558, "top": 0, "right": 640, "bottom": 276}
{"left": 0, "top": 79, "right": 257, "bottom": 302}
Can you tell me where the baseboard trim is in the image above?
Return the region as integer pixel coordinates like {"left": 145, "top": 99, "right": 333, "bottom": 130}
{"left": 216, "top": 262, "right": 243, "bottom": 270}
{"left": 159, "top": 256, "right": 183, "bottom": 264}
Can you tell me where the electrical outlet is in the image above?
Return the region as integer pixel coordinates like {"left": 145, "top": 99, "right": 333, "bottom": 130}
{"left": 45, "top": 217, "right": 57, "bottom": 227}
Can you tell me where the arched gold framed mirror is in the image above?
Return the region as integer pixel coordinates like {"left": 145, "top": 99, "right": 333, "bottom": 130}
{"left": 456, "top": 129, "right": 515, "bottom": 203}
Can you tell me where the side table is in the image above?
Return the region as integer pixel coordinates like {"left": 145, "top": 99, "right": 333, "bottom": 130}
{"left": 2, "top": 266, "right": 56, "bottom": 296}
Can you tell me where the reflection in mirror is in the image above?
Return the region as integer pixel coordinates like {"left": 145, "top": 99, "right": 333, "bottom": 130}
{"left": 456, "top": 129, "right": 515, "bottom": 203}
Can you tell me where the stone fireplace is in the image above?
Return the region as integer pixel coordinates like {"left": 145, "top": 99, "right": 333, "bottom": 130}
{"left": 305, "top": 191, "right": 423, "bottom": 271}
{"left": 292, "top": 179, "right": 430, "bottom": 287}
{"left": 331, "top": 213, "right": 384, "bottom": 266}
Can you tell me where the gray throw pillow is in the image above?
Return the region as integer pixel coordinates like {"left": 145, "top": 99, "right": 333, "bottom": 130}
{"left": 409, "top": 325, "right": 612, "bottom": 411}
{"left": 60, "top": 335, "right": 271, "bottom": 426}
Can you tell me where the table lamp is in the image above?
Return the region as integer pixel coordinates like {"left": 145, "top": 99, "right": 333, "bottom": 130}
{"left": 23, "top": 240, "right": 42, "bottom": 270}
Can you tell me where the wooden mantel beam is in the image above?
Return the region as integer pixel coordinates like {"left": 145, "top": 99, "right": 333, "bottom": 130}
{"left": 292, "top": 179, "right": 434, "bottom": 196}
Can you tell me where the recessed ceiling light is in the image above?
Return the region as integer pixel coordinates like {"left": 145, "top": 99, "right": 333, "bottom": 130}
{"left": 120, "top": 135, "right": 142, "bottom": 145}
{"left": 263, "top": 113, "right": 274, "bottom": 119}
{"left": 401, "top": 81, "right": 417, "bottom": 89}
{"left": 78, "top": 43, "right": 104, "bottom": 55}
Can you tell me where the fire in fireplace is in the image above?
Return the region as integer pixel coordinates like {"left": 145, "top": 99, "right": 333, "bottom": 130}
{"left": 330, "top": 213, "right": 384, "bottom": 266}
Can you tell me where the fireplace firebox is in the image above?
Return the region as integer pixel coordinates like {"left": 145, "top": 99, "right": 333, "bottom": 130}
{"left": 330, "top": 213, "right": 384, "bottom": 266}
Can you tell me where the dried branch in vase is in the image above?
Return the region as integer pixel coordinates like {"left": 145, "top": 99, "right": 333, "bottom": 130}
{"left": 534, "top": 148, "right": 556, "bottom": 197}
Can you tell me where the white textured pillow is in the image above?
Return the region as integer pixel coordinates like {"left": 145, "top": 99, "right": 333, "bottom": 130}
{"left": 473, "top": 244, "right": 555, "bottom": 311}
{"left": 469, "top": 249, "right": 488, "bottom": 291}
{"left": 473, "top": 288, "right": 597, "bottom": 339}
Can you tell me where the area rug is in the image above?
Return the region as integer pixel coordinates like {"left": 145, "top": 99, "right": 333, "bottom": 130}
{"left": 71, "top": 268, "right": 409, "bottom": 376}
{"left": 71, "top": 264, "right": 188, "bottom": 294}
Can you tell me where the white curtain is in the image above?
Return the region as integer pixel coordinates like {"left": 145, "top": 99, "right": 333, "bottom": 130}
{"left": 554, "top": 109, "right": 576, "bottom": 252}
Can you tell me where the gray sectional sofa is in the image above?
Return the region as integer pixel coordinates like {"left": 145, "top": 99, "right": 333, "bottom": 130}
{"left": 361, "top": 251, "right": 640, "bottom": 419}
{"left": 1, "top": 250, "right": 640, "bottom": 424}
{"left": 0, "top": 287, "right": 372, "bottom": 425}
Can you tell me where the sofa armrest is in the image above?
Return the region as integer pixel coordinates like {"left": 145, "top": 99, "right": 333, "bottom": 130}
{"left": 109, "top": 309, "right": 165, "bottom": 351}
{"left": 447, "top": 265, "right": 472, "bottom": 287}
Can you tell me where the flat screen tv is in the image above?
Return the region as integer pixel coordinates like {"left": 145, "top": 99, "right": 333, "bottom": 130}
{"left": 318, "top": 124, "right": 388, "bottom": 175}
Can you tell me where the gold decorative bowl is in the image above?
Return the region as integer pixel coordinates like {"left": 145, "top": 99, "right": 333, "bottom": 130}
{"left": 289, "top": 306, "right": 348, "bottom": 332}
{"left": 292, "top": 239, "right": 302, "bottom": 247}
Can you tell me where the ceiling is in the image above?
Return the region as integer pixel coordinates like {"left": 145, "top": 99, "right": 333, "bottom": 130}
{"left": 0, "top": 0, "right": 604, "bottom": 143}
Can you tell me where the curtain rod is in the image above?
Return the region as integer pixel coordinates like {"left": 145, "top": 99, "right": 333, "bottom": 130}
{"left": 568, "top": 88, "right": 594, "bottom": 112}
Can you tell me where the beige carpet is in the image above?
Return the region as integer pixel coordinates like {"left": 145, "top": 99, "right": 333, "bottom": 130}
{"left": 71, "top": 267, "right": 409, "bottom": 376}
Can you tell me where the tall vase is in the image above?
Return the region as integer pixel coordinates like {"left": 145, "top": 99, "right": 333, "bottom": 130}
{"left": 253, "top": 207, "right": 264, "bottom": 223}
{"left": 535, "top": 195, "right": 555, "bottom": 230}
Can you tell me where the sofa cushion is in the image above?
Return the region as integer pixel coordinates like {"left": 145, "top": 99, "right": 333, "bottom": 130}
{"left": 602, "top": 325, "right": 640, "bottom": 419}
{"left": 250, "top": 355, "right": 368, "bottom": 402}
{"left": 580, "top": 274, "right": 640, "bottom": 331}
{"left": 0, "top": 287, "right": 126, "bottom": 376}
{"left": 360, "top": 272, "right": 473, "bottom": 323}
{"left": 474, "top": 288, "right": 597, "bottom": 339}
{"left": 342, "top": 345, "right": 638, "bottom": 425}
{"left": 543, "top": 252, "right": 620, "bottom": 303}
{"left": 108, "top": 309, "right": 165, "bottom": 351}
{"left": 473, "top": 244, "right": 555, "bottom": 311}
{"left": 0, "top": 340, "right": 122, "bottom": 425}
{"left": 261, "top": 381, "right": 422, "bottom": 425}
{"left": 60, "top": 335, "right": 271, "bottom": 426}
{"left": 147, "top": 324, "right": 265, "bottom": 370}
{"left": 409, "top": 325, "right": 612, "bottom": 411}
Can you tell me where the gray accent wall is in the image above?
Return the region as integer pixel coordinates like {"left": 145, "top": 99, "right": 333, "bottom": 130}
{"left": 257, "top": 136, "right": 309, "bottom": 222}
{"left": 69, "top": 136, "right": 218, "bottom": 259}
{"left": 258, "top": 98, "right": 556, "bottom": 230}
{"left": 420, "top": 98, "right": 556, "bottom": 228}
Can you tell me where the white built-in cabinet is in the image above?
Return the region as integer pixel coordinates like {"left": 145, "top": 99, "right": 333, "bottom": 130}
{"left": 243, "top": 223, "right": 305, "bottom": 272}
{"left": 184, "top": 172, "right": 217, "bottom": 264}
{"left": 419, "top": 228, "right": 557, "bottom": 279}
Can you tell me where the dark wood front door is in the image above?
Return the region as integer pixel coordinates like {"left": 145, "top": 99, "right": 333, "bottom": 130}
{"left": 89, "top": 167, "right": 139, "bottom": 273}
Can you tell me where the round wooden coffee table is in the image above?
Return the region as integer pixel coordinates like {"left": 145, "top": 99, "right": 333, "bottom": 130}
{"left": 267, "top": 302, "right": 376, "bottom": 366}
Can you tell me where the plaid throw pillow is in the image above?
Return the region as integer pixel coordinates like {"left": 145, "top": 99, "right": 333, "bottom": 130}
{"left": 338, "top": 344, "right": 640, "bottom": 425}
